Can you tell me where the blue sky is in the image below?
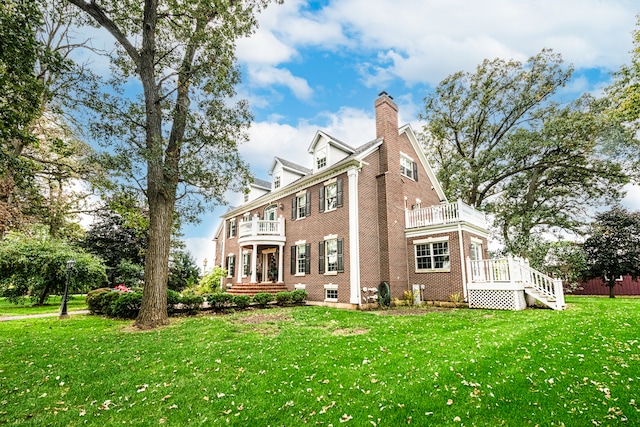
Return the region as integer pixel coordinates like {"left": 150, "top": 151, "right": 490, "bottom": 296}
{"left": 73, "top": 0, "right": 640, "bottom": 264}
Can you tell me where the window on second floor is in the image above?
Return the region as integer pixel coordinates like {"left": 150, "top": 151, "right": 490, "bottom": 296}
{"left": 400, "top": 154, "right": 418, "bottom": 181}
{"left": 291, "top": 191, "right": 311, "bottom": 220}
{"left": 228, "top": 218, "right": 237, "bottom": 238}
{"left": 273, "top": 172, "right": 281, "bottom": 189}
{"left": 319, "top": 178, "right": 343, "bottom": 212}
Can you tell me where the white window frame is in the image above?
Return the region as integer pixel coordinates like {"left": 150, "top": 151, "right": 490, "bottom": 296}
{"left": 228, "top": 218, "right": 237, "bottom": 238}
{"left": 400, "top": 153, "right": 416, "bottom": 180}
{"left": 324, "top": 181, "right": 338, "bottom": 212}
{"left": 273, "top": 172, "right": 281, "bottom": 189}
{"left": 324, "top": 283, "right": 338, "bottom": 302}
{"left": 414, "top": 238, "right": 450, "bottom": 272}
{"left": 296, "top": 244, "right": 306, "bottom": 276}
{"left": 325, "top": 237, "right": 338, "bottom": 274}
{"left": 242, "top": 252, "right": 250, "bottom": 278}
{"left": 316, "top": 148, "right": 327, "bottom": 170}
{"left": 226, "top": 254, "right": 236, "bottom": 278}
{"left": 296, "top": 192, "right": 307, "bottom": 219}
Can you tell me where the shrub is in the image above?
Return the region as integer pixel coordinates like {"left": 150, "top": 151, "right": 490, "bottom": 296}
{"left": 275, "top": 291, "right": 292, "bottom": 306}
{"left": 207, "top": 292, "right": 233, "bottom": 311}
{"left": 167, "top": 289, "right": 181, "bottom": 315}
{"left": 252, "top": 292, "right": 273, "bottom": 307}
{"left": 110, "top": 291, "right": 143, "bottom": 319}
{"left": 86, "top": 288, "right": 112, "bottom": 314}
{"left": 180, "top": 294, "right": 204, "bottom": 315}
{"left": 291, "top": 289, "right": 308, "bottom": 304}
{"left": 233, "top": 295, "right": 251, "bottom": 310}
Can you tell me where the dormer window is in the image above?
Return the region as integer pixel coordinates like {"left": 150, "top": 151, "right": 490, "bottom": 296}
{"left": 316, "top": 148, "right": 327, "bottom": 170}
{"left": 273, "top": 172, "right": 281, "bottom": 189}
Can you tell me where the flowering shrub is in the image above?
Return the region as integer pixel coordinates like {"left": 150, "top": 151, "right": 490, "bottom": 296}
{"left": 114, "top": 284, "right": 131, "bottom": 292}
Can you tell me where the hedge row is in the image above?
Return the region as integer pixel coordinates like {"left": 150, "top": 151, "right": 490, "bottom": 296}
{"left": 86, "top": 288, "right": 308, "bottom": 319}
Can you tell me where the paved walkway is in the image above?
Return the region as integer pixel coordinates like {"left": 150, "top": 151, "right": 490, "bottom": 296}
{"left": 0, "top": 310, "right": 89, "bottom": 322}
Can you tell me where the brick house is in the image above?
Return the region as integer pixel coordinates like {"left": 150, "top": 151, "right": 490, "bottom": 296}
{"left": 211, "top": 92, "right": 498, "bottom": 308}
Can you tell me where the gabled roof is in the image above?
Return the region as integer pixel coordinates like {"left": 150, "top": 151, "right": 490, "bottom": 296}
{"left": 251, "top": 177, "right": 271, "bottom": 190}
{"left": 269, "top": 156, "right": 312, "bottom": 176}
{"left": 307, "top": 130, "right": 356, "bottom": 155}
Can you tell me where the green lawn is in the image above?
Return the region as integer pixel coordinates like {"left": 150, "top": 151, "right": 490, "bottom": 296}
{"left": 0, "top": 296, "right": 638, "bottom": 426}
{"left": 0, "top": 295, "right": 87, "bottom": 317}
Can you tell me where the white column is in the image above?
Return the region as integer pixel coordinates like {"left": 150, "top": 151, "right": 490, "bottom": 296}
{"left": 277, "top": 244, "right": 284, "bottom": 283}
{"left": 251, "top": 244, "right": 258, "bottom": 283}
{"left": 348, "top": 167, "right": 361, "bottom": 305}
{"left": 237, "top": 247, "right": 243, "bottom": 283}
{"left": 458, "top": 224, "right": 467, "bottom": 299}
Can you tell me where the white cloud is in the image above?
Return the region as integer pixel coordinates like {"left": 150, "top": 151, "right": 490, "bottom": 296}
{"left": 246, "top": 66, "right": 314, "bottom": 100}
{"left": 622, "top": 184, "right": 640, "bottom": 212}
{"left": 184, "top": 237, "right": 215, "bottom": 272}
{"left": 243, "top": 0, "right": 637, "bottom": 88}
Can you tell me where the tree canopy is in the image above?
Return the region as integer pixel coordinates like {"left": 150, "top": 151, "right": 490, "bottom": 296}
{"left": 65, "top": 0, "right": 278, "bottom": 328}
{"left": 583, "top": 207, "right": 640, "bottom": 298}
{"left": 0, "top": 233, "right": 107, "bottom": 305}
{"left": 421, "top": 49, "right": 630, "bottom": 256}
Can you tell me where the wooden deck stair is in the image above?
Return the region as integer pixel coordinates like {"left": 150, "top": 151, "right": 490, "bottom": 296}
{"left": 226, "top": 283, "right": 288, "bottom": 296}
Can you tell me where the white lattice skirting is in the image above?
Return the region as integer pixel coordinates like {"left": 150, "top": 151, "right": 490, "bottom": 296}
{"left": 468, "top": 289, "right": 527, "bottom": 310}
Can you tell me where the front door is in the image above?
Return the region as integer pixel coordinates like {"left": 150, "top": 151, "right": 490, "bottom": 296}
{"left": 261, "top": 249, "right": 278, "bottom": 282}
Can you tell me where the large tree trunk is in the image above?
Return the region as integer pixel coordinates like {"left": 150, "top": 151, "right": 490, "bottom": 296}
{"left": 135, "top": 190, "right": 173, "bottom": 328}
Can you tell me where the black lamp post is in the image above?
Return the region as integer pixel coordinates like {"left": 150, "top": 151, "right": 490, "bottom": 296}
{"left": 60, "top": 259, "right": 75, "bottom": 319}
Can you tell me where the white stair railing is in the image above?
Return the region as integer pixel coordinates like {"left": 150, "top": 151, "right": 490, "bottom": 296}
{"left": 468, "top": 256, "right": 565, "bottom": 310}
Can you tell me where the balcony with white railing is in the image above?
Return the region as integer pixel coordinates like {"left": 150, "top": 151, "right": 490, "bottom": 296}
{"left": 238, "top": 214, "right": 286, "bottom": 244}
{"left": 405, "top": 199, "right": 487, "bottom": 230}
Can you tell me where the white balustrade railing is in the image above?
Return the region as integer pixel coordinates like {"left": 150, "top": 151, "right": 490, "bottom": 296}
{"left": 405, "top": 199, "right": 487, "bottom": 229}
{"left": 467, "top": 256, "right": 565, "bottom": 310}
{"left": 239, "top": 215, "right": 285, "bottom": 238}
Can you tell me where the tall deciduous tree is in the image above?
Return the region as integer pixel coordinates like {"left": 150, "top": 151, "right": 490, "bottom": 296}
{"left": 421, "top": 49, "right": 630, "bottom": 256}
{"left": 65, "top": 0, "right": 277, "bottom": 328}
{"left": 583, "top": 207, "right": 640, "bottom": 298}
{"left": 607, "top": 15, "right": 640, "bottom": 125}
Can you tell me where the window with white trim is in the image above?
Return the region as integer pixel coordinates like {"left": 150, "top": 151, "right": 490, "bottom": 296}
{"left": 292, "top": 191, "right": 311, "bottom": 220}
{"left": 324, "top": 284, "right": 338, "bottom": 302}
{"left": 226, "top": 255, "right": 236, "bottom": 277}
{"left": 319, "top": 236, "right": 344, "bottom": 274}
{"left": 273, "top": 172, "right": 281, "bottom": 189}
{"left": 242, "top": 252, "right": 250, "bottom": 277}
{"left": 316, "top": 148, "right": 327, "bottom": 169}
{"left": 228, "top": 218, "right": 237, "bottom": 238}
{"left": 291, "top": 243, "right": 311, "bottom": 275}
{"left": 319, "top": 178, "right": 343, "bottom": 212}
{"left": 415, "top": 241, "right": 450, "bottom": 271}
{"left": 400, "top": 154, "right": 418, "bottom": 181}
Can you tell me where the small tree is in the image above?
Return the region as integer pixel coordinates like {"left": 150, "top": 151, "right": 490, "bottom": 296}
{"left": 197, "top": 266, "right": 227, "bottom": 294}
{"left": 583, "top": 207, "right": 640, "bottom": 298}
{"left": 168, "top": 251, "right": 201, "bottom": 292}
{"left": 0, "top": 233, "right": 107, "bottom": 304}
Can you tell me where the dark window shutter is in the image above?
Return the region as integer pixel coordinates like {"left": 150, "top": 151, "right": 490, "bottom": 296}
{"left": 336, "top": 179, "right": 343, "bottom": 208}
{"left": 290, "top": 246, "right": 296, "bottom": 274}
{"left": 229, "top": 255, "right": 236, "bottom": 277}
{"left": 305, "top": 243, "right": 311, "bottom": 274}
{"left": 337, "top": 238, "right": 344, "bottom": 272}
{"left": 413, "top": 161, "right": 418, "bottom": 181}
{"left": 305, "top": 190, "right": 311, "bottom": 217}
{"left": 291, "top": 197, "right": 297, "bottom": 220}
{"left": 318, "top": 186, "right": 325, "bottom": 212}
{"left": 318, "top": 241, "right": 325, "bottom": 274}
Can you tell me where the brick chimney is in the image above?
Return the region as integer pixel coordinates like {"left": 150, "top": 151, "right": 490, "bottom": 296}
{"left": 374, "top": 91, "right": 398, "bottom": 174}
